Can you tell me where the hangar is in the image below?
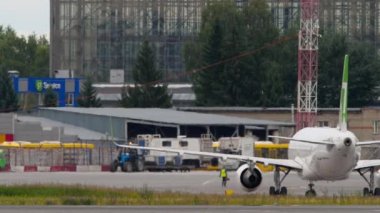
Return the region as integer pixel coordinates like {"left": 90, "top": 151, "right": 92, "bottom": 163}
{"left": 38, "top": 108, "right": 294, "bottom": 141}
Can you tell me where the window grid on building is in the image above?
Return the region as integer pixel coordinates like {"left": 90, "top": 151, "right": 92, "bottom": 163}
{"left": 373, "top": 120, "right": 380, "bottom": 134}
{"left": 318, "top": 121, "right": 329, "bottom": 127}
{"left": 51, "top": 0, "right": 380, "bottom": 82}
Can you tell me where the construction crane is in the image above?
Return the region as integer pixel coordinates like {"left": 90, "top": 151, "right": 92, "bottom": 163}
{"left": 296, "top": 0, "right": 320, "bottom": 131}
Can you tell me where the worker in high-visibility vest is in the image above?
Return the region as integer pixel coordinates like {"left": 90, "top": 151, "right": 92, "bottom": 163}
{"left": 220, "top": 167, "right": 228, "bottom": 187}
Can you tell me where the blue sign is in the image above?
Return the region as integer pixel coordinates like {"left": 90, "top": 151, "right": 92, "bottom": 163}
{"left": 13, "top": 77, "right": 81, "bottom": 107}
{"left": 28, "top": 78, "right": 66, "bottom": 93}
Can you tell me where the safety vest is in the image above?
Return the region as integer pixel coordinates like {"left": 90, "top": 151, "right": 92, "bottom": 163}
{"left": 220, "top": 169, "right": 227, "bottom": 178}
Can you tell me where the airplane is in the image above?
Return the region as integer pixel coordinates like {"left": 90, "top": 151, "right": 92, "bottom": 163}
{"left": 114, "top": 54, "right": 380, "bottom": 197}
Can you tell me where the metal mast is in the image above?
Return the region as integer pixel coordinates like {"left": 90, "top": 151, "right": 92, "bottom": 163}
{"left": 296, "top": 0, "right": 319, "bottom": 131}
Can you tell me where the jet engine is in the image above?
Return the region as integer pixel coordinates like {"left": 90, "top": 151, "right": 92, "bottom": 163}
{"left": 343, "top": 137, "right": 352, "bottom": 147}
{"left": 236, "top": 164, "right": 263, "bottom": 192}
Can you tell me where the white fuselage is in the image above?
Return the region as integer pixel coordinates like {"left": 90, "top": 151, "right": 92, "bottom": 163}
{"left": 288, "top": 127, "right": 360, "bottom": 181}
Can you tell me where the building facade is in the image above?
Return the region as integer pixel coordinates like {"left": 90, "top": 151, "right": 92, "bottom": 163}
{"left": 50, "top": 0, "right": 380, "bottom": 82}
{"left": 180, "top": 107, "right": 380, "bottom": 142}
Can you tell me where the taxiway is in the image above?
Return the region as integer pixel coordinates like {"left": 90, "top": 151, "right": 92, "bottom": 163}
{"left": 0, "top": 171, "right": 371, "bottom": 196}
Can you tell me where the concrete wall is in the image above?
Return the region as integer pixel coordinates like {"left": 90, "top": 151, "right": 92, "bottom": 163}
{"left": 14, "top": 122, "right": 77, "bottom": 142}
{"left": 0, "top": 113, "right": 13, "bottom": 133}
{"left": 0, "top": 113, "right": 78, "bottom": 142}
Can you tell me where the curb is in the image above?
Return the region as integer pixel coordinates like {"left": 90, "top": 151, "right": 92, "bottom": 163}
{"left": 24, "top": 165, "right": 38, "bottom": 172}
{"left": 6, "top": 165, "right": 105, "bottom": 172}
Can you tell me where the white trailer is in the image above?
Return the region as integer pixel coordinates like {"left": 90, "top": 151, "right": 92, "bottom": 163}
{"left": 218, "top": 137, "right": 256, "bottom": 154}
{"left": 218, "top": 137, "right": 256, "bottom": 170}
{"left": 136, "top": 134, "right": 212, "bottom": 170}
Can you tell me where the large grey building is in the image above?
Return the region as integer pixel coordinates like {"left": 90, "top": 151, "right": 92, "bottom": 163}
{"left": 37, "top": 107, "right": 294, "bottom": 140}
{"left": 50, "top": 0, "right": 380, "bottom": 82}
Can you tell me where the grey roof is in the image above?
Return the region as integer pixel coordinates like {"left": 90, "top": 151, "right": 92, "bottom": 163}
{"left": 17, "top": 115, "right": 109, "bottom": 140}
{"left": 179, "top": 107, "right": 362, "bottom": 112}
{"left": 96, "top": 93, "right": 195, "bottom": 101}
{"left": 41, "top": 107, "right": 294, "bottom": 127}
{"left": 96, "top": 93, "right": 121, "bottom": 101}
{"left": 172, "top": 93, "right": 196, "bottom": 101}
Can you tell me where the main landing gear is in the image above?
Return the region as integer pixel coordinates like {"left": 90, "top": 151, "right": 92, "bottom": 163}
{"left": 268, "top": 166, "right": 318, "bottom": 197}
{"left": 357, "top": 167, "right": 380, "bottom": 196}
{"left": 305, "top": 182, "right": 317, "bottom": 197}
{"left": 269, "top": 166, "right": 290, "bottom": 195}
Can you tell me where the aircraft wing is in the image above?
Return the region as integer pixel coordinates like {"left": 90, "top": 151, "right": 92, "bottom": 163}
{"left": 253, "top": 157, "right": 302, "bottom": 170}
{"left": 269, "top": 136, "right": 333, "bottom": 146}
{"left": 354, "top": 160, "right": 380, "bottom": 170}
{"left": 356, "top": 141, "right": 380, "bottom": 146}
{"left": 114, "top": 142, "right": 303, "bottom": 170}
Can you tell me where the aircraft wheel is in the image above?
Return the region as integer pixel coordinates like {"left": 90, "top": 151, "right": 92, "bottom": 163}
{"left": 269, "top": 186, "right": 276, "bottom": 195}
{"left": 123, "top": 162, "right": 133, "bottom": 172}
{"left": 121, "top": 163, "right": 127, "bottom": 172}
{"left": 363, "top": 187, "right": 370, "bottom": 196}
{"left": 374, "top": 188, "right": 380, "bottom": 196}
{"left": 280, "top": 187, "right": 287, "bottom": 195}
{"left": 305, "top": 189, "right": 317, "bottom": 197}
{"left": 136, "top": 159, "right": 144, "bottom": 172}
{"left": 110, "top": 160, "right": 118, "bottom": 172}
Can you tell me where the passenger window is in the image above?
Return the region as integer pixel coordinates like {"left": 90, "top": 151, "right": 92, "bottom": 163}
{"left": 162, "top": 141, "right": 171, "bottom": 147}
{"left": 179, "top": 141, "right": 188, "bottom": 147}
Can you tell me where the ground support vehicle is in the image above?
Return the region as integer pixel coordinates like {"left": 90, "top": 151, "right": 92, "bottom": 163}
{"left": 144, "top": 155, "right": 191, "bottom": 172}
{"left": 110, "top": 148, "right": 144, "bottom": 172}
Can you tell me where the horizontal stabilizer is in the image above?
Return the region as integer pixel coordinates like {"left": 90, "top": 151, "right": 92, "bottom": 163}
{"left": 356, "top": 141, "right": 380, "bottom": 146}
{"left": 269, "top": 136, "right": 333, "bottom": 146}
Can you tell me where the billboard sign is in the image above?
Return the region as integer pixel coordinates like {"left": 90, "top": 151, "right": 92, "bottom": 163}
{"left": 12, "top": 77, "right": 81, "bottom": 107}
{"left": 110, "top": 69, "right": 124, "bottom": 84}
{"left": 28, "top": 78, "right": 65, "bottom": 93}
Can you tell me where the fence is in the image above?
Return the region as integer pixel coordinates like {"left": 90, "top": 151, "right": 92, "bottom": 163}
{"left": 0, "top": 141, "right": 119, "bottom": 172}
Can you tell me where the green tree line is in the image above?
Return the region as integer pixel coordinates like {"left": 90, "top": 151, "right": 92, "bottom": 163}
{"left": 0, "top": 25, "right": 49, "bottom": 77}
{"left": 0, "top": 25, "right": 49, "bottom": 112}
{"left": 185, "top": 0, "right": 380, "bottom": 108}
{"left": 2, "top": 4, "right": 380, "bottom": 111}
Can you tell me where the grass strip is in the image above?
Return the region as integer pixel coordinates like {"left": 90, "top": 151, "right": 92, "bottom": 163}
{"left": 0, "top": 184, "right": 378, "bottom": 205}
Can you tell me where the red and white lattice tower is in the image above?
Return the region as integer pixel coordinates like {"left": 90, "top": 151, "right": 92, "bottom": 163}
{"left": 296, "top": 0, "right": 320, "bottom": 131}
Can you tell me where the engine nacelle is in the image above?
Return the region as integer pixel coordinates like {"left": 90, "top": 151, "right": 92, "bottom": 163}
{"left": 236, "top": 164, "right": 263, "bottom": 192}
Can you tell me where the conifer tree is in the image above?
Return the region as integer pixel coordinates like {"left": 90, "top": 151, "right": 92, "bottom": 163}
{"left": 0, "top": 67, "right": 18, "bottom": 112}
{"left": 78, "top": 76, "right": 102, "bottom": 107}
{"left": 43, "top": 87, "right": 57, "bottom": 107}
{"left": 187, "top": 0, "right": 282, "bottom": 106}
{"left": 120, "top": 40, "right": 172, "bottom": 108}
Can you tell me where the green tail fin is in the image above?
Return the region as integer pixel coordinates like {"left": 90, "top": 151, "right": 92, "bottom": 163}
{"left": 338, "top": 54, "right": 349, "bottom": 131}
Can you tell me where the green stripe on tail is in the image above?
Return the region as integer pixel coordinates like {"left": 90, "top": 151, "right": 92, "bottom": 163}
{"left": 338, "top": 54, "right": 349, "bottom": 131}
